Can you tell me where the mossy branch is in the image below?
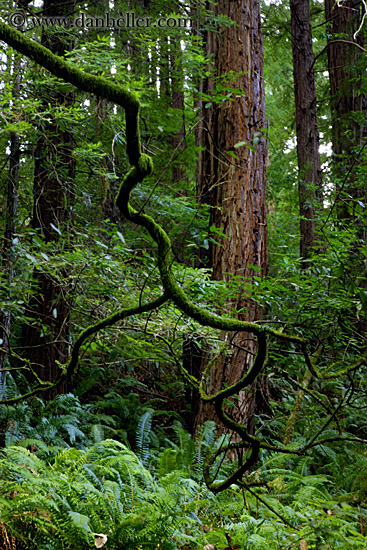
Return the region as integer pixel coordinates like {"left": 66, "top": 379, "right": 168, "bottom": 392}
{"left": 303, "top": 345, "right": 367, "bottom": 380}
{"left": 0, "top": 20, "right": 304, "bottom": 345}
{"left": 204, "top": 439, "right": 260, "bottom": 493}
{"left": 116, "top": 159, "right": 304, "bottom": 343}
{"left": 1, "top": 22, "right": 365, "bottom": 491}
{"left": 0, "top": 294, "right": 168, "bottom": 404}
{"left": 200, "top": 333, "right": 267, "bottom": 403}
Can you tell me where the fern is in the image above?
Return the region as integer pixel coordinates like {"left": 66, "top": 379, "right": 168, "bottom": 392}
{"left": 194, "top": 421, "right": 217, "bottom": 476}
{"left": 157, "top": 448, "right": 181, "bottom": 477}
{"left": 136, "top": 409, "right": 154, "bottom": 466}
{"left": 1, "top": 433, "right": 366, "bottom": 550}
{"left": 0, "top": 439, "right": 194, "bottom": 549}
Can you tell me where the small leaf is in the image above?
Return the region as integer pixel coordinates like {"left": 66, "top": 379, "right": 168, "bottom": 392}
{"left": 94, "top": 533, "right": 108, "bottom": 548}
{"left": 246, "top": 144, "right": 257, "bottom": 152}
{"left": 25, "top": 252, "right": 38, "bottom": 264}
{"left": 50, "top": 222, "right": 62, "bottom": 235}
{"left": 116, "top": 231, "right": 125, "bottom": 244}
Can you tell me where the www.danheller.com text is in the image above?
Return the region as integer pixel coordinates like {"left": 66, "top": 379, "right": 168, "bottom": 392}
{"left": 8, "top": 11, "right": 193, "bottom": 30}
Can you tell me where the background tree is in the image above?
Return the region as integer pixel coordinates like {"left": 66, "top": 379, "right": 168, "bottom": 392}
{"left": 290, "top": 0, "right": 323, "bottom": 262}
{"left": 0, "top": 52, "right": 21, "bottom": 376}
{"left": 21, "top": 0, "right": 76, "bottom": 391}
{"left": 325, "top": 0, "right": 366, "bottom": 225}
{"left": 325, "top": 0, "right": 367, "bottom": 335}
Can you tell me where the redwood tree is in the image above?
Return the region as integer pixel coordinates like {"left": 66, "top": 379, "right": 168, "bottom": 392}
{"left": 325, "top": 0, "right": 366, "bottom": 226}
{"left": 196, "top": 0, "right": 268, "bottom": 431}
{"left": 325, "top": 0, "right": 367, "bottom": 337}
{"left": 0, "top": 54, "right": 21, "bottom": 376}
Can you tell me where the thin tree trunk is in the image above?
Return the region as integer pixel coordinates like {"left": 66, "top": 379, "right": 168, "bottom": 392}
{"left": 22, "top": 0, "right": 76, "bottom": 393}
{"left": 95, "top": 96, "right": 119, "bottom": 222}
{"left": 195, "top": 1, "right": 217, "bottom": 210}
{"left": 0, "top": 53, "right": 21, "bottom": 376}
{"left": 0, "top": 49, "right": 21, "bottom": 446}
{"left": 194, "top": 5, "right": 217, "bottom": 268}
{"left": 290, "top": 0, "right": 323, "bottom": 262}
{"left": 170, "top": 39, "right": 186, "bottom": 188}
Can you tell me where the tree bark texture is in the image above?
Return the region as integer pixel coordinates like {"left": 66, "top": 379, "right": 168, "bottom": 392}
{"left": 196, "top": 0, "right": 269, "bottom": 432}
{"left": 290, "top": 0, "right": 322, "bottom": 261}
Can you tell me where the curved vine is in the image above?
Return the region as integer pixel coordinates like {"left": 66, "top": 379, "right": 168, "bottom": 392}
{"left": 0, "top": 293, "right": 169, "bottom": 404}
{"left": 1, "top": 21, "right": 366, "bottom": 491}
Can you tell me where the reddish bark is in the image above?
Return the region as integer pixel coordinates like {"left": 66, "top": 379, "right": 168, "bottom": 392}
{"left": 196, "top": 0, "right": 268, "bottom": 431}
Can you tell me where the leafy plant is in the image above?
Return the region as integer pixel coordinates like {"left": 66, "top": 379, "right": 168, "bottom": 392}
{"left": 0, "top": 440, "right": 191, "bottom": 549}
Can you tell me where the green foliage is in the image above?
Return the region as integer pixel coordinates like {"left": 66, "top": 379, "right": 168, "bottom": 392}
{"left": 1, "top": 386, "right": 117, "bottom": 448}
{"left": 0, "top": 440, "right": 178, "bottom": 549}
{"left": 136, "top": 408, "right": 154, "bottom": 466}
{"left": 1, "top": 2, "right": 367, "bottom": 548}
{"left": 2, "top": 437, "right": 367, "bottom": 549}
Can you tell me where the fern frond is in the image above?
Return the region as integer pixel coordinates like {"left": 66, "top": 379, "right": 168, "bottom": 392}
{"left": 136, "top": 409, "right": 154, "bottom": 466}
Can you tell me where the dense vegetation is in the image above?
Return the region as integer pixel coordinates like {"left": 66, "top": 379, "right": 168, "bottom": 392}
{"left": 0, "top": 0, "right": 366, "bottom": 548}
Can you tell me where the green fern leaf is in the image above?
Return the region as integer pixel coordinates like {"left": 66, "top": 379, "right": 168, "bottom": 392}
{"left": 136, "top": 409, "right": 154, "bottom": 466}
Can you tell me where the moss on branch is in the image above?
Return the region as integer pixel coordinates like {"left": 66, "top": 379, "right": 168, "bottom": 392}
{"left": 2, "top": 21, "right": 364, "bottom": 492}
{"left": 0, "top": 294, "right": 169, "bottom": 405}
{"left": 303, "top": 345, "right": 367, "bottom": 380}
{"left": 0, "top": 23, "right": 306, "bottom": 485}
{"left": 0, "top": 21, "right": 140, "bottom": 164}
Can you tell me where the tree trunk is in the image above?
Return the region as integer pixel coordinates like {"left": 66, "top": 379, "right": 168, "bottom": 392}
{"left": 195, "top": 0, "right": 217, "bottom": 209}
{"left": 290, "top": 0, "right": 323, "bottom": 262}
{"left": 0, "top": 46, "right": 22, "bottom": 445}
{"left": 195, "top": 0, "right": 269, "bottom": 432}
{"left": 160, "top": 37, "right": 186, "bottom": 187}
{"left": 325, "top": 0, "right": 367, "bottom": 338}
{"left": 95, "top": 96, "right": 119, "bottom": 223}
{"left": 22, "top": 0, "right": 76, "bottom": 393}
{"left": 0, "top": 52, "right": 21, "bottom": 378}
{"left": 195, "top": 8, "right": 217, "bottom": 268}
{"left": 325, "top": 0, "right": 366, "bottom": 225}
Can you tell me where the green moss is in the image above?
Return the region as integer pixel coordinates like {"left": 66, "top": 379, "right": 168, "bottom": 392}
{"left": 0, "top": 21, "right": 304, "bottom": 345}
{"left": 2, "top": 21, "right": 350, "bottom": 491}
